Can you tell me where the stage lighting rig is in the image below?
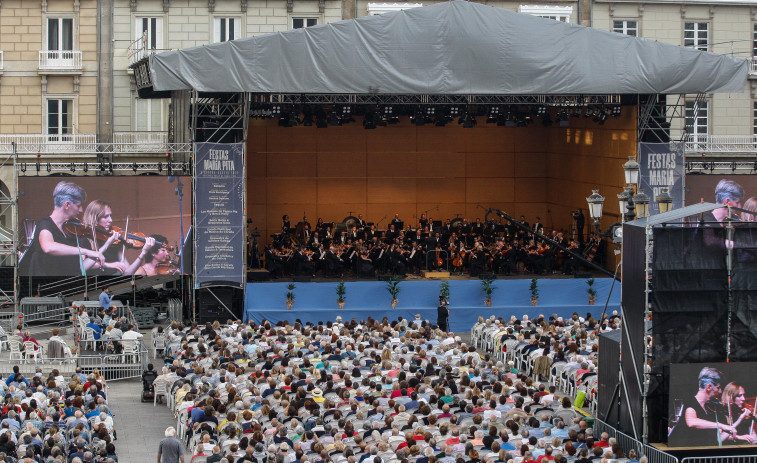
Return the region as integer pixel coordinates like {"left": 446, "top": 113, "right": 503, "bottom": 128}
{"left": 612, "top": 106, "right": 622, "bottom": 117}
{"left": 458, "top": 111, "right": 476, "bottom": 128}
{"left": 486, "top": 106, "right": 500, "bottom": 124}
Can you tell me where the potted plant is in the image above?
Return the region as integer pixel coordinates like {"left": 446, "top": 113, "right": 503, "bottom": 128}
{"left": 336, "top": 280, "right": 346, "bottom": 309}
{"left": 439, "top": 279, "right": 450, "bottom": 304}
{"left": 286, "top": 283, "right": 296, "bottom": 310}
{"left": 587, "top": 278, "right": 597, "bottom": 305}
{"left": 481, "top": 278, "right": 495, "bottom": 307}
{"left": 386, "top": 275, "right": 401, "bottom": 309}
{"left": 530, "top": 278, "right": 539, "bottom": 306}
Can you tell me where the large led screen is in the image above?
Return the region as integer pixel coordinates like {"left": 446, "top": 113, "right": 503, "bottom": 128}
{"left": 19, "top": 176, "right": 191, "bottom": 276}
{"left": 668, "top": 362, "right": 757, "bottom": 447}
{"left": 686, "top": 175, "right": 757, "bottom": 220}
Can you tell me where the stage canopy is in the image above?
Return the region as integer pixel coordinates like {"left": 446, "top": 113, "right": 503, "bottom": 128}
{"left": 150, "top": 0, "right": 746, "bottom": 95}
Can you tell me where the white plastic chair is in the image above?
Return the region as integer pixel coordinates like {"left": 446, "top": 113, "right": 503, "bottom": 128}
{"left": 153, "top": 332, "right": 166, "bottom": 358}
{"left": 153, "top": 378, "right": 168, "bottom": 407}
{"left": 23, "top": 341, "right": 41, "bottom": 363}
{"left": 81, "top": 327, "right": 96, "bottom": 351}
{"left": 8, "top": 340, "right": 23, "bottom": 361}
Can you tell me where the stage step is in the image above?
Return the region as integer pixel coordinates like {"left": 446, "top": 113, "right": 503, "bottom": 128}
{"left": 422, "top": 271, "right": 450, "bottom": 279}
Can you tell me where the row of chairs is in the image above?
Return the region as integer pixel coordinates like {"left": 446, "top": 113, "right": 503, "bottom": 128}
{"left": 471, "top": 325, "right": 599, "bottom": 417}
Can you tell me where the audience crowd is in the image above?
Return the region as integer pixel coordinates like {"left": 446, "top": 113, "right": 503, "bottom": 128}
{"left": 0, "top": 361, "right": 119, "bottom": 463}
{"left": 152, "top": 311, "right": 633, "bottom": 463}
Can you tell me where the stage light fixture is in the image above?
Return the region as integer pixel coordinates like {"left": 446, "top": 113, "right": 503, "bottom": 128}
{"left": 108, "top": 162, "right": 113, "bottom": 175}
{"left": 541, "top": 114, "right": 552, "bottom": 127}
{"left": 132, "top": 162, "right": 138, "bottom": 173}
{"left": 487, "top": 106, "right": 500, "bottom": 124}
{"left": 36, "top": 162, "right": 40, "bottom": 173}
{"left": 556, "top": 110, "right": 570, "bottom": 127}
{"left": 83, "top": 162, "right": 88, "bottom": 173}
{"left": 536, "top": 106, "right": 546, "bottom": 117}
{"left": 271, "top": 105, "right": 281, "bottom": 117}
{"left": 158, "top": 162, "right": 162, "bottom": 173}
{"left": 99, "top": 162, "right": 105, "bottom": 172}
{"left": 612, "top": 106, "right": 622, "bottom": 117}
{"left": 46, "top": 163, "right": 51, "bottom": 173}
{"left": 449, "top": 106, "right": 460, "bottom": 117}
{"left": 20, "top": 163, "right": 26, "bottom": 173}
{"left": 327, "top": 111, "right": 341, "bottom": 126}
{"left": 70, "top": 163, "right": 75, "bottom": 173}
{"left": 302, "top": 107, "right": 313, "bottom": 126}
{"left": 572, "top": 106, "right": 583, "bottom": 117}
{"left": 363, "top": 111, "right": 377, "bottom": 130}
{"left": 339, "top": 105, "right": 355, "bottom": 124}
{"left": 458, "top": 112, "right": 476, "bottom": 128}
{"left": 412, "top": 108, "right": 426, "bottom": 126}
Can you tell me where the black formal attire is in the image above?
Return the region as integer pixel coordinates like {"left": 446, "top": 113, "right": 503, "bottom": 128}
{"left": 437, "top": 304, "right": 449, "bottom": 331}
{"left": 27, "top": 216, "right": 92, "bottom": 276}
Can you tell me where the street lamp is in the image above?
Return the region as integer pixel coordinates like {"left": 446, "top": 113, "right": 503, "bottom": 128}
{"left": 633, "top": 190, "right": 650, "bottom": 219}
{"left": 623, "top": 156, "right": 640, "bottom": 186}
{"left": 586, "top": 190, "right": 605, "bottom": 226}
{"left": 656, "top": 188, "right": 673, "bottom": 214}
{"left": 617, "top": 188, "right": 632, "bottom": 222}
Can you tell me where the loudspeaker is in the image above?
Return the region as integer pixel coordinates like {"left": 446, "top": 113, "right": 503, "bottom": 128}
{"left": 197, "top": 287, "right": 243, "bottom": 323}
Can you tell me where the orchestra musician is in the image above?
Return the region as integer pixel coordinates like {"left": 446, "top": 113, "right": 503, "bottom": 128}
{"left": 82, "top": 200, "right": 139, "bottom": 275}
{"left": 282, "top": 215, "right": 291, "bottom": 235}
{"left": 390, "top": 213, "right": 402, "bottom": 226}
{"left": 356, "top": 214, "right": 367, "bottom": 231}
{"left": 721, "top": 382, "right": 757, "bottom": 444}
{"left": 133, "top": 235, "right": 168, "bottom": 276}
{"left": 26, "top": 181, "right": 105, "bottom": 276}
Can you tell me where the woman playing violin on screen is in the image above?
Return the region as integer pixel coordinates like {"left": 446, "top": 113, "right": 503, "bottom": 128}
{"left": 82, "top": 200, "right": 132, "bottom": 275}
{"left": 25, "top": 181, "right": 105, "bottom": 276}
{"left": 721, "top": 382, "right": 757, "bottom": 444}
{"left": 134, "top": 234, "right": 177, "bottom": 276}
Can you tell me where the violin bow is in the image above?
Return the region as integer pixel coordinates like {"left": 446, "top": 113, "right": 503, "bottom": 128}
{"left": 120, "top": 217, "right": 130, "bottom": 265}
{"left": 92, "top": 223, "right": 104, "bottom": 273}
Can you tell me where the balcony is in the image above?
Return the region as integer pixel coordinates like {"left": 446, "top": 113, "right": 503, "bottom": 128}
{"left": 751, "top": 57, "right": 757, "bottom": 75}
{"left": 38, "top": 50, "right": 83, "bottom": 73}
{"left": 127, "top": 32, "right": 170, "bottom": 67}
{"left": 685, "top": 134, "right": 757, "bottom": 155}
{"left": 0, "top": 134, "right": 97, "bottom": 156}
{"left": 0, "top": 51, "right": 4, "bottom": 72}
{"left": 113, "top": 131, "right": 170, "bottom": 153}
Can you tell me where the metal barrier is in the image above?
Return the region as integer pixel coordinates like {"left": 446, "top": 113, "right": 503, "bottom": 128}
{"left": 682, "top": 457, "right": 757, "bottom": 463}
{"left": 167, "top": 298, "right": 183, "bottom": 324}
{"left": 594, "top": 419, "right": 679, "bottom": 463}
{"left": 0, "top": 340, "right": 146, "bottom": 382}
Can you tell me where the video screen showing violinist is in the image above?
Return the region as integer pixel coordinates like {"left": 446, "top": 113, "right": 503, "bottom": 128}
{"left": 668, "top": 362, "right": 757, "bottom": 447}
{"left": 19, "top": 177, "right": 191, "bottom": 277}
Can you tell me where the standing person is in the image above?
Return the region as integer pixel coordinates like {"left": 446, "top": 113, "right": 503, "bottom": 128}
{"left": 158, "top": 426, "right": 185, "bottom": 463}
{"left": 437, "top": 298, "right": 449, "bottom": 332}
{"left": 99, "top": 287, "right": 112, "bottom": 312}
{"left": 572, "top": 209, "right": 585, "bottom": 245}
{"left": 25, "top": 181, "right": 104, "bottom": 275}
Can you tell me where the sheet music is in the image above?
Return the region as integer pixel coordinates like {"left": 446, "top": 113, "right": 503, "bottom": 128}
{"left": 409, "top": 249, "right": 416, "bottom": 258}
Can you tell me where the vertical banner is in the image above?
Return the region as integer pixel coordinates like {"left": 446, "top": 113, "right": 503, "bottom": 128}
{"left": 194, "top": 142, "right": 245, "bottom": 288}
{"left": 638, "top": 142, "right": 684, "bottom": 215}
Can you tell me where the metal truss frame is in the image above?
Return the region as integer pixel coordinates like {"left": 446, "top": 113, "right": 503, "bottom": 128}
{"left": 15, "top": 162, "right": 192, "bottom": 176}
{"left": 191, "top": 93, "right": 249, "bottom": 144}
{"left": 0, "top": 143, "right": 193, "bottom": 156}
{"left": 685, "top": 160, "right": 757, "bottom": 173}
{"left": 256, "top": 93, "right": 622, "bottom": 106}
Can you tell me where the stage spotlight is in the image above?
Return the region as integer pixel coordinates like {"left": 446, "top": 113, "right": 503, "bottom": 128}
{"left": 487, "top": 106, "right": 500, "bottom": 124}
{"left": 271, "top": 105, "right": 281, "bottom": 117}
{"left": 20, "top": 163, "right": 26, "bottom": 173}
{"left": 458, "top": 112, "right": 476, "bottom": 128}
{"left": 108, "top": 162, "right": 113, "bottom": 175}
{"left": 572, "top": 106, "right": 583, "bottom": 117}
{"left": 612, "top": 106, "right": 622, "bottom": 117}
{"left": 339, "top": 105, "right": 355, "bottom": 124}
{"left": 412, "top": 108, "right": 426, "bottom": 126}
{"left": 70, "top": 163, "right": 75, "bottom": 173}
{"left": 83, "top": 162, "right": 88, "bottom": 173}
{"left": 536, "top": 106, "right": 546, "bottom": 117}
{"left": 327, "top": 111, "right": 341, "bottom": 126}
{"left": 302, "top": 107, "right": 313, "bottom": 126}
{"left": 132, "top": 162, "right": 138, "bottom": 173}
{"left": 315, "top": 108, "right": 328, "bottom": 128}
{"left": 556, "top": 110, "right": 570, "bottom": 127}
{"left": 504, "top": 110, "right": 515, "bottom": 127}
{"left": 36, "top": 162, "right": 40, "bottom": 173}
{"left": 99, "top": 162, "right": 105, "bottom": 172}
{"left": 46, "top": 163, "right": 51, "bottom": 173}
{"left": 363, "top": 111, "right": 385, "bottom": 130}
{"left": 158, "top": 162, "right": 162, "bottom": 173}
{"left": 584, "top": 107, "right": 595, "bottom": 118}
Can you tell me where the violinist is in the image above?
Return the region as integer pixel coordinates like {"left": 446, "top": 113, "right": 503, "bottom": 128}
{"left": 133, "top": 234, "right": 169, "bottom": 276}
{"left": 82, "top": 200, "right": 131, "bottom": 275}
{"left": 721, "top": 382, "right": 757, "bottom": 444}
{"left": 26, "top": 181, "right": 105, "bottom": 276}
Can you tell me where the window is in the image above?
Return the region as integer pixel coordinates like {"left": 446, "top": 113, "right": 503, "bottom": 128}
{"left": 518, "top": 5, "right": 573, "bottom": 22}
{"left": 753, "top": 102, "right": 757, "bottom": 135}
{"left": 292, "top": 18, "right": 318, "bottom": 29}
{"left": 684, "top": 22, "right": 708, "bottom": 51}
{"left": 47, "top": 18, "right": 73, "bottom": 51}
{"left": 136, "top": 17, "right": 163, "bottom": 49}
{"left": 214, "top": 17, "right": 240, "bottom": 42}
{"left": 613, "top": 20, "right": 638, "bottom": 36}
{"left": 46, "top": 99, "right": 74, "bottom": 139}
{"left": 753, "top": 24, "right": 757, "bottom": 57}
{"left": 135, "top": 98, "right": 164, "bottom": 131}
{"left": 685, "top": 100, "right": 708, "bottom": 136}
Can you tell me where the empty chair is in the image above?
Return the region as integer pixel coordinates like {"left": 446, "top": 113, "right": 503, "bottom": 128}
{"left": 8, "top": 339, "right": 22, "bottom": 361}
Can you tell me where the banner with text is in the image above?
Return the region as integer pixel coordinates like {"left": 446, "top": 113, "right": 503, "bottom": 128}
{"left": 638, "top": 142, "right": 685, "bottom": 215}
{"left": 194, "top": 142, "right": 245, "bottom": 288}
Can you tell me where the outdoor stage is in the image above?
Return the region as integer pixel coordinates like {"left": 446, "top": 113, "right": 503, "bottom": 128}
{"left": 244, "top": 277, "right": 620, "bottom": 331}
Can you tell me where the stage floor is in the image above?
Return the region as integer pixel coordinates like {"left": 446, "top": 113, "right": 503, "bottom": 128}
{"left": 244, "top": 277, "right": 620, "bottom": 331}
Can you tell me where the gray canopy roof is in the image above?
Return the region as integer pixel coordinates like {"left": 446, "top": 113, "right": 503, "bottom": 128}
{"left": 150, "top": 0, "right": 747, "bottom": 95}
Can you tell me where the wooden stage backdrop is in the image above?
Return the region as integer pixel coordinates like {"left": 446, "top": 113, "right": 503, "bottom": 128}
{"left": 246, "top": 109, "right": 635, "bottom": 247}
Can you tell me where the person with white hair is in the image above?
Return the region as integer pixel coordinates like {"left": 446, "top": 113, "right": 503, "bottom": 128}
{"left": 158, "top": 426, "right": 185, "bottom": 463}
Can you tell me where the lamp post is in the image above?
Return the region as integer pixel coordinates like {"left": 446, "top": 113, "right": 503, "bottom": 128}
{"left": 655, "top": 188, "right": 673, "bottom": 214}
